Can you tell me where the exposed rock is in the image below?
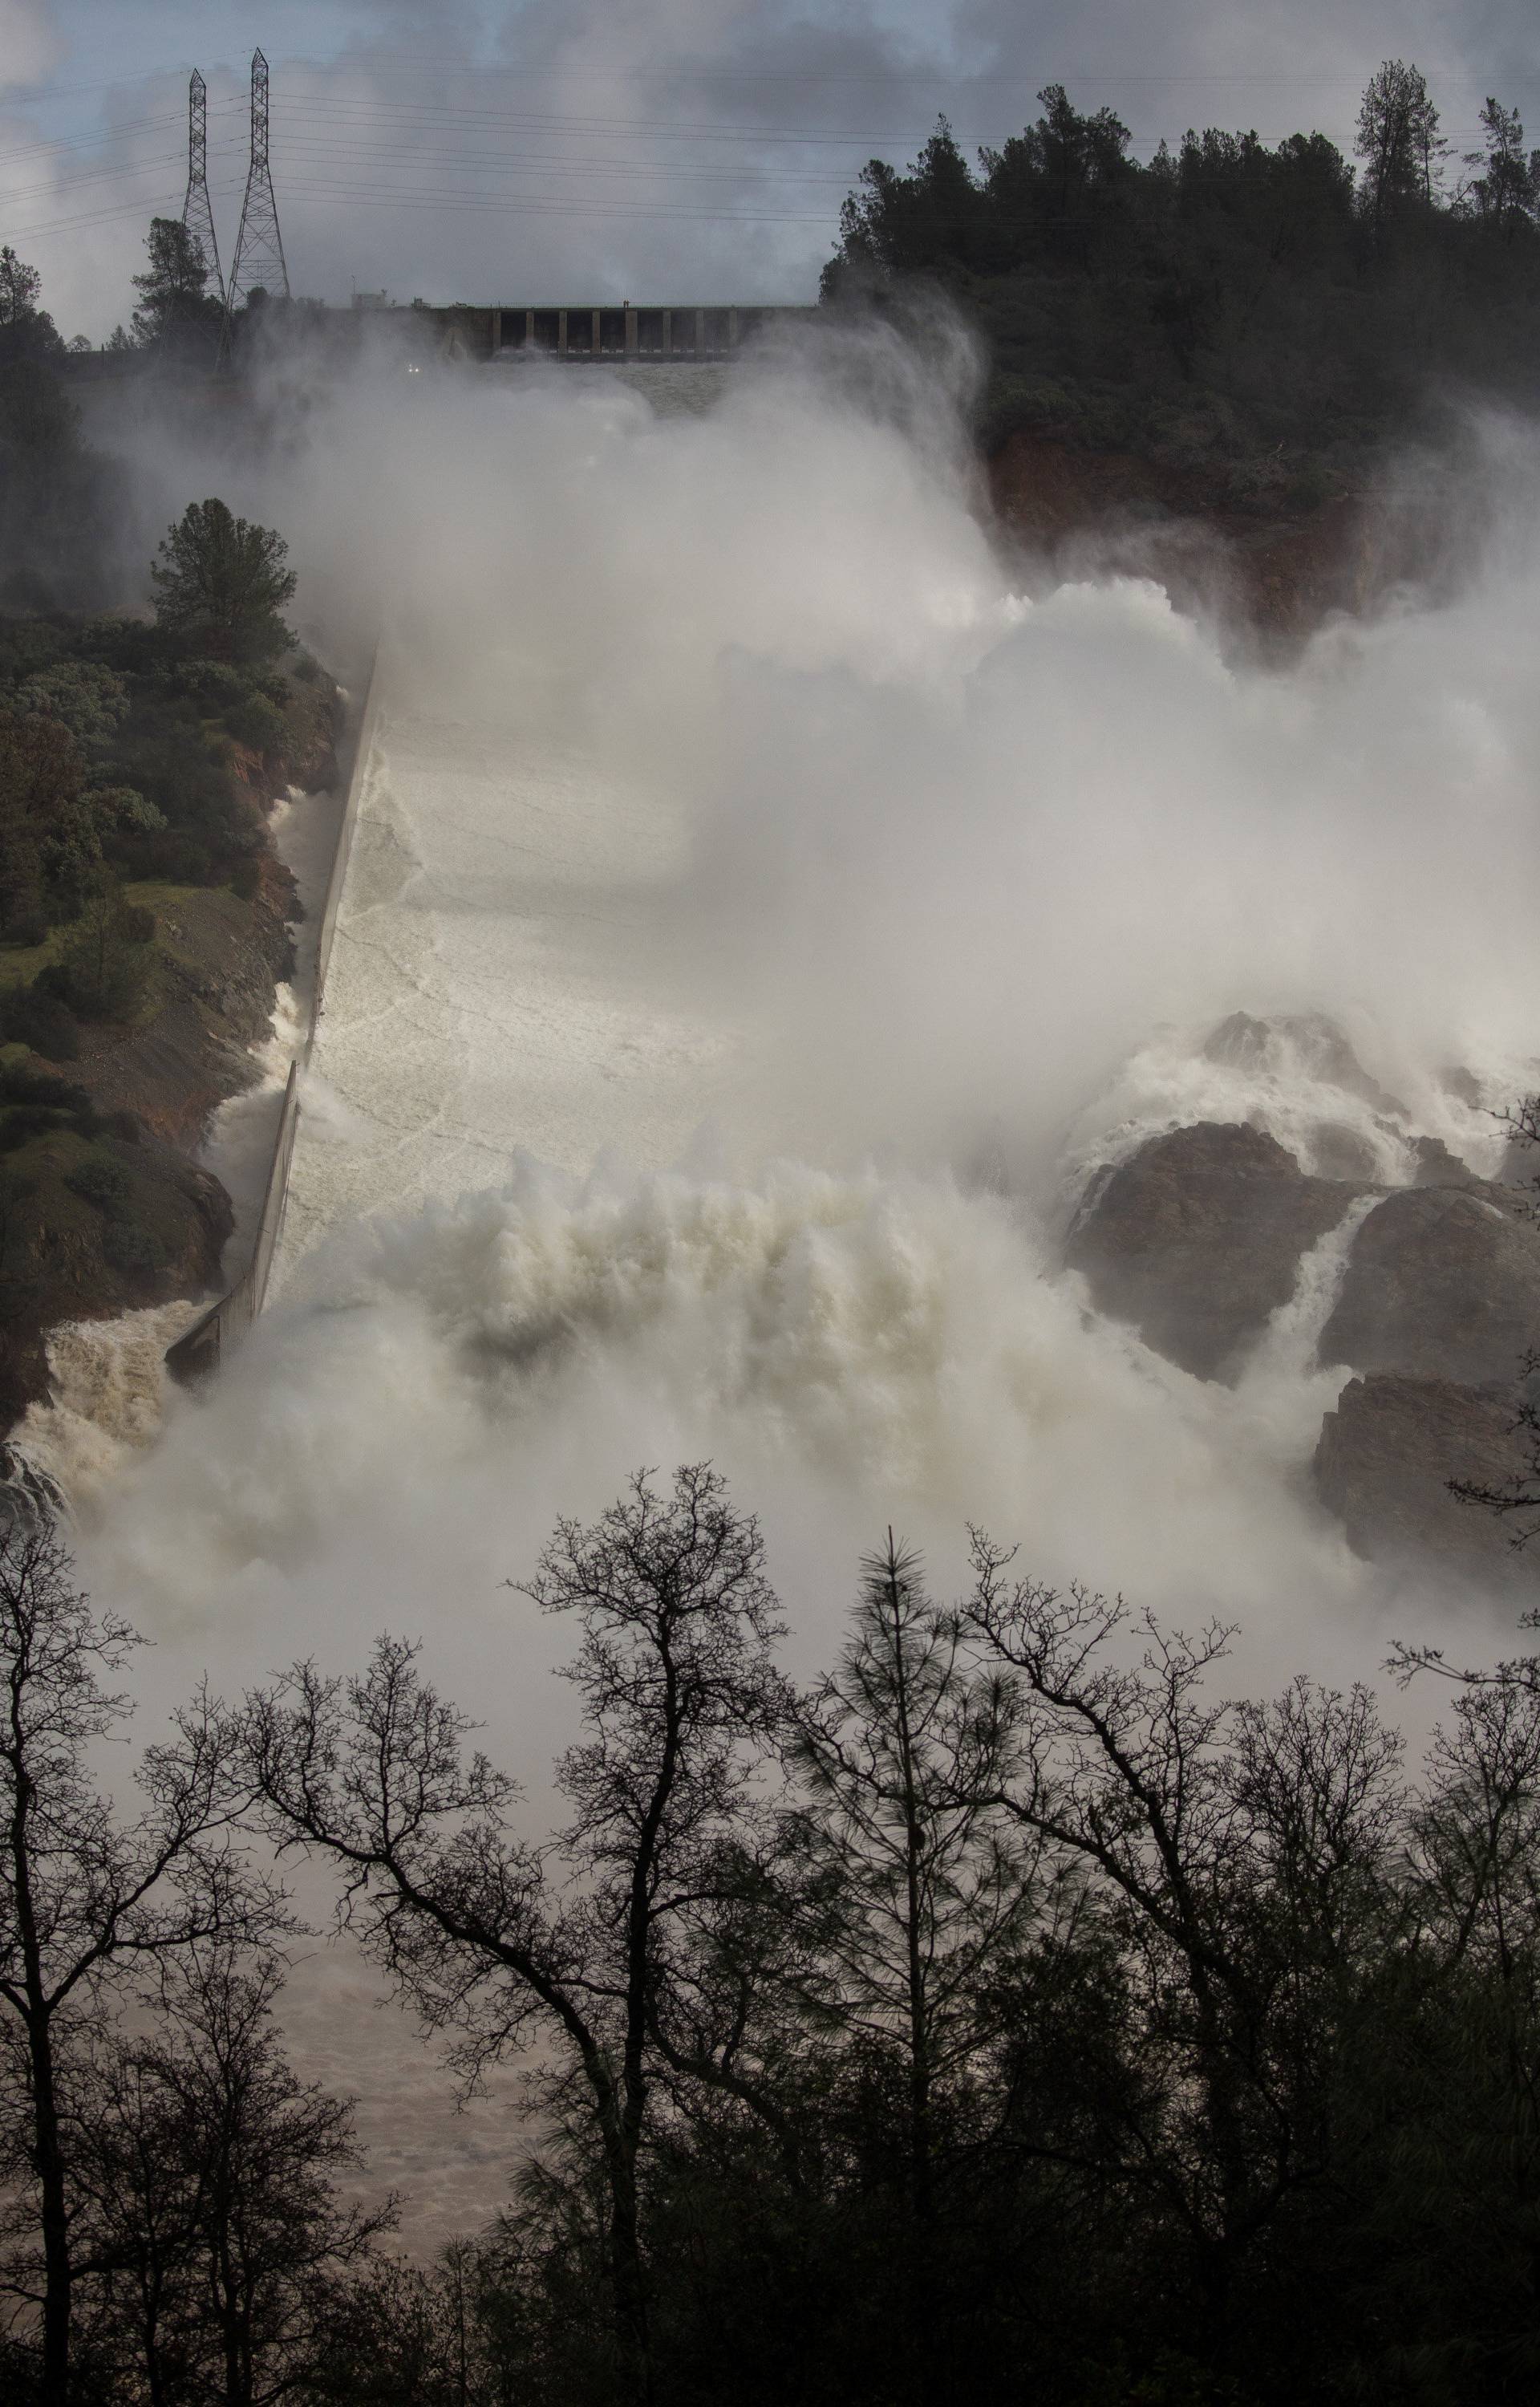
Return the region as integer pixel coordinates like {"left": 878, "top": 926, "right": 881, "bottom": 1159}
{"left": 1319, "top": 1184, "right": 1540, "bottom": 1387}
{"left": 1408, "top": 1135, "right": 1481, "bottom": 1187}
{"left": 1315, "top": 1373, "right": 1534, "bottom": 1587}
{"left": 1311, "top": 1124, "right": 1380, "bottom": 1183}
{"left": 1067, "top": 1121, "right": 1360, "bottom": 1381}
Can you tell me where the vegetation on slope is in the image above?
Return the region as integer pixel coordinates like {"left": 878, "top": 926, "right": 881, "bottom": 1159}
{"left": 823, "top": 63, "right": 1540, "bottom": 516}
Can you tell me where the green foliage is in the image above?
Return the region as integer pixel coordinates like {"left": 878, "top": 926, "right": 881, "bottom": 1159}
{"left": 224, "top": 689, "right": 286, "bottom": 757}
{"left": 63, "top": 1151, "right": 129, "bottom": 1209}
{"left": 824, "top": 67, "right": 1540, "bottom": 497}
{"left": 40, "top": 884, "right": 156, "bottom": 1021}
{"left": 101, "top": 1217, "right": 164, "bottom": 1274}
{"left": 151, "top": 497, "right": 297, "bottom": 663}
{"left": 17, "top": 660, "right": 129, "bottom": 743}
{"left": 0, "top": 251, "right": 120, "bottom": 613}
{"left": 0, "top": 705, "right": 86, "bottom": 934}
{"left": 0, "top": 981, "right": 79, "bottom": 1061}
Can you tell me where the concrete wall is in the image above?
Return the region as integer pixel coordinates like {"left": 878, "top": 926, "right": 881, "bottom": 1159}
{"left": 165, "top": 657, "right": 382, "bottom": 1383}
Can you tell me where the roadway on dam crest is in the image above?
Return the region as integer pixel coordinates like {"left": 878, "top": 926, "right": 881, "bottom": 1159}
{"left": 273, "top": 680, "right": 740, "bottom": 1292}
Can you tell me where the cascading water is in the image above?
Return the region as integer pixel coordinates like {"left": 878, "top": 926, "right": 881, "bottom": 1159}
{"left": 40, "top": 340, "right": 1540, "bottom": 2239}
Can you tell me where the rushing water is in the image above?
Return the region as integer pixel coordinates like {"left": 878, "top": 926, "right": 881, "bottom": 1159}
{"left": 34, "top": 348, "right": 1540, "bottom": 2241}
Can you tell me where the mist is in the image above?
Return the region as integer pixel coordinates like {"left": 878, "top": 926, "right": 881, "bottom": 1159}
{"left": 6, "top": 313, "right": 1531, "bottom": 2249}
{"left": 29, "top": 324, "right": 1531, "bottom": 1672}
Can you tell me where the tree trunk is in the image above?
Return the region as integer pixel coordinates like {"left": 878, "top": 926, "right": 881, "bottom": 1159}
{"left": 606, "top": 2148, "right": 652, "bottom": 2406}
{"left": 33, "top": 2015, "right": 72, "bottom": 2407}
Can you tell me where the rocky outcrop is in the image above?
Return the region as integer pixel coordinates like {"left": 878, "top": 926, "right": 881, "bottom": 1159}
{"left": 1066, "top": 1044, "right": 1540, "bottom": 1585}
{"left": 1319, "top": 1186, "right": 1540, "bottom": 1390}
{"left": 1066, "top": 1122, "right": 1360, "bottom": 1381}
{"left": 1315, "top": 1374, "right": 1534, "bottom": 1585}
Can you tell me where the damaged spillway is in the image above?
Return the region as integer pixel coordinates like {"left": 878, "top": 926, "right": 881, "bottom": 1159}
{"left": 272, "top": 692, "right": 738, "bottom": 1293}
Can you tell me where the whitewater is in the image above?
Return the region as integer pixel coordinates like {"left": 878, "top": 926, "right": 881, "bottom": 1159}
{"left": 23, "top": 333, "right": 1540, "bottom": 2238}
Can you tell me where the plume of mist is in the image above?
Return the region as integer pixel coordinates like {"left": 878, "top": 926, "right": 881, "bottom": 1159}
{"left": 38, "top": 319, "right": 1534, "bottom": 1739}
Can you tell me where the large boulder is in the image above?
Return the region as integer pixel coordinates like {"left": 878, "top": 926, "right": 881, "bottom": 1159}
{"left": 1315, "top": 1373, "right": 1534, "bottom": 1587}
{"left": 1319, "top": 1185, "right": 1540, "bottom": 1388}
{"left": 1067, "top": 1122, "right": 1360, "bottom": 1381}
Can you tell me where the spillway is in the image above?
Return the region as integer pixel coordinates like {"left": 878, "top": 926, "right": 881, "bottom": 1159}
{"left": 275, "top": 690, "right": 740, "bottom": 1290}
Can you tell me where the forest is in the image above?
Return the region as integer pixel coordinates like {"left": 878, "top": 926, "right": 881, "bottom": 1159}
{"left": 4, "top": 1463, "right": 1540, "bottom": 2406}
{"left": 823, "top": 62, "right": 1540, "bottom": 507}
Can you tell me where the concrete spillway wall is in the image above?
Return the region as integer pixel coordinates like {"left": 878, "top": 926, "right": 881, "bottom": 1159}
{"left": 165, "top": 658, "right": 382, "bottom": 1382}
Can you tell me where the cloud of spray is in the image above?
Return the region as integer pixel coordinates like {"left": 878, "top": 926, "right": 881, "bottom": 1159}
{"left": 38, "top": 323, "right": 1540, "bottom": 2226}
{"left": 49, "top": 318, "right": 1538, "bottom": 1731}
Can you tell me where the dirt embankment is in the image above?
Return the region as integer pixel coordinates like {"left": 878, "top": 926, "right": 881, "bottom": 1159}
{"left": 987, "top": 428, "right": 1397, "bottom": 644}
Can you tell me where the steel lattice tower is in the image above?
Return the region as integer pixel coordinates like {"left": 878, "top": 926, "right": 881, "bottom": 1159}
{"left": 181, "top": 70, "right": 223, "bottom": 302}
{"left": 219, "top": 50, "right": 289, "bottom": 360}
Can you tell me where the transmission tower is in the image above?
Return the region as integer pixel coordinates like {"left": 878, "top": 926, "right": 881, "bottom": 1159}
{"left": 219, "top": 49, "right": 289, "bottom": 362}
{"left": 181, "top": 70, "right": 223, "bottom": 302}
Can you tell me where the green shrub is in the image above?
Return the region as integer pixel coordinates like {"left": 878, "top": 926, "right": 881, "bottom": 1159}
{"left": 41, "top": 890, "right": 156, "bottom": 1022}
{"left": 17, "top": 660, "right": 131, "bottom": 743}
{"left": 224, "top": 691, "right": 286, "bottom": 759}
{"left": 65, "top": 1153, "right": 130, "bottom": 1209}
{"left": 103, "top": 1219, "right": 165, "bottom": 1275}
{"left": 0, "top": 983, "right": 81, "bottom": 1061}
{"left": 0, "top": 1061, "right": 91, "bottom": 1113}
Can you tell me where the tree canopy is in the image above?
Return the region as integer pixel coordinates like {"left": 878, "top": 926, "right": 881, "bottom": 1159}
{"left": 150, "top": 498, "right": 298, "bottom": 662}
{"left": 823, "top": 64, "right": 1540, "bottom": 501}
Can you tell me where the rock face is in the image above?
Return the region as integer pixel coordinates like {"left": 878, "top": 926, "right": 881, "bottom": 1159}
{"left": 1319, "top": 1187, "right": 1540, "bottom": 1388}
{"left": 1315, "top": 1374, "right": 1534, "bottom": 1585}
{"left": 1066, "top": 1066, "right": 1540, "bottom": 1585}
{"left": 1066, "top": 1122, "right": 1360, "bottom": 1381}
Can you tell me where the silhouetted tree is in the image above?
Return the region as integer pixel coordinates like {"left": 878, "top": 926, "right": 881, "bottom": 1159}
{"left": 965, "top": 1540, "right": 1404, "bottom": 2374}
{"left": 1356, "top": 59, "right": 1448, "bottom": 226}
{"left": 244, "top": 1465, "right": 790, "bottom": 2405}
{"left": 81, "top": 1942, "right": 391, "bottom": 2405}
{"left": 1463, "top": 99, "right": 1539, "bottom": 236}
{"left": 0, "top": 1516, "right": 276, "bottom": 2406}
{"left": 131, "top": 217, "right": 221, "bottom": 353}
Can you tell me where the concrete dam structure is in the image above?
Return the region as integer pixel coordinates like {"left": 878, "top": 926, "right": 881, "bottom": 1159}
{"left": 428, "top": 302, "right": 818, "bottom": 363}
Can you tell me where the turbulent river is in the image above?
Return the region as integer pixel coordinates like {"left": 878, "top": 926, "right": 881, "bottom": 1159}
{"left": 21, "top": 338, "right": 1540, "bottom": 2241}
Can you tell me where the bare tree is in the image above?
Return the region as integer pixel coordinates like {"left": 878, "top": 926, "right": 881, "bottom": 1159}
{"left": 242, "top": 1465, "right": 789, "bottom": 2405}
{"left": 81, "top": 1940, "right": 391, "bottom": 2406}
{"left": 964, "top": 1539, "right": 1404, "bottom": 2364}
{"left": 0, "top": 1516, "right": 276, "bottom": 2406}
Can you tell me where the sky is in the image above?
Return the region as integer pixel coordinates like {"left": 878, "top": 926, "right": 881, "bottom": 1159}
{"left": 4, "top": 0, "right": 1540, "bottom": 340}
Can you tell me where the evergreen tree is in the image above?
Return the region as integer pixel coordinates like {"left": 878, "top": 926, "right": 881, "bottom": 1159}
{"left": 130, "top": 216, "right": 221, "bottom": 351}
{"left": 150, "top": 498, "right": 298, "bottom": 662}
